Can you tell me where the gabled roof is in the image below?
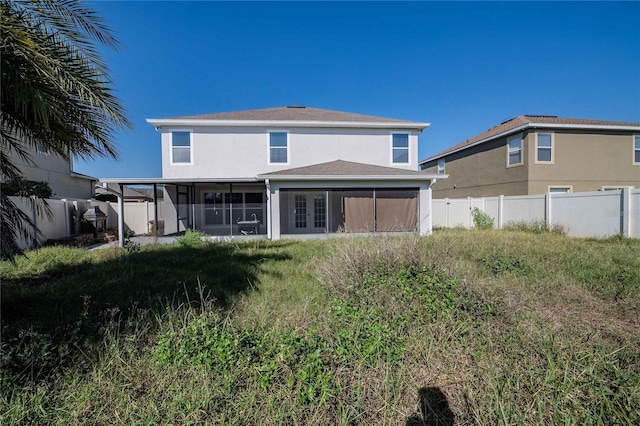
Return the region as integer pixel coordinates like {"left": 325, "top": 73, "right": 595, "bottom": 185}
{"left": 420, "top": 115, "right": 640, "bottom": 164}
{"left": 148, "top": 106, "right": 429, "bottom": 130}
{"left": 260, "top": 160, "right": 441, "bottom": 181}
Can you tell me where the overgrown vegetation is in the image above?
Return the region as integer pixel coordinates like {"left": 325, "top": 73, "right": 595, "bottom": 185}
{"left": 1, "top": 230, "right": 638, "bottom": 424}
{"left": 471, "top": 207, "right": 494, "bottom": 229}
{"left": 175, "top": 228, "right": 208, "bottom": 247}
{"left": 503, "top": 219, "right": 566, "bottom": 235}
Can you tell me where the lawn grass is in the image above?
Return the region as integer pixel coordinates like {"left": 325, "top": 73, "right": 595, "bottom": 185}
{"left": 1, "top": 230, "right": 639, "bottom": 424}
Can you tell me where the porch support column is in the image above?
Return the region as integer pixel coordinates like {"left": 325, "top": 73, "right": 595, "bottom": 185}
{"left": 153, "top": 183, "right": 159, "bottom": 235}
{"left": 419, "top": 181, "right": 433, "bottom": 236}
{"left": 118, "top": 183, "right": 125, "bottom": 246}
{"left": 270, "top": 183, "right": 281, "bottom": 240}
{"left": 265, "top": 179, "right": 272, "bottom": 239}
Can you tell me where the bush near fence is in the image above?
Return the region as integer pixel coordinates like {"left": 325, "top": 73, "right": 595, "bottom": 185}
{"left": 433, "top": 188, "right": 639, "bottom": 238}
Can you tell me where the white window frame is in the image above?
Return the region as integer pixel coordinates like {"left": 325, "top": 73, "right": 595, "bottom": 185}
{"left": 548, "top": 186, "right": 572, "bottom": 194}
{"left": 170, "top": 130, "right": 193, "bottom": 165}
{"left": 506, "top": 134, "right": 523, "bottom": 167}
{"left": 634, "top": 135, "right": 640, "bottom": 165}
{"left": 268, "top": 130, "right": 289, "bottom": 165}
{"left": 602, "top": 185, "right": 634, "bottom": 191}
{"left": 535, "top": 132, "right": 554, "bottom": 164}
{"left": 437, "top": 159, "right": 445, "bottom": 175}
{"left": 391, "top": 132, "right": 410, "bottom": 165}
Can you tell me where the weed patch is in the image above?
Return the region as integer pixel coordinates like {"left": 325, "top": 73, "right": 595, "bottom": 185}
{"left": 479, "top": 250, "right": 533, "bottom": 276}
{"left": 503, "top": 220, "right": 565, "bottom": 235}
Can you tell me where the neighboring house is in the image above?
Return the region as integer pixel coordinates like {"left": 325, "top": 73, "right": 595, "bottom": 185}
{"left": 420, "top": 115, "right": 640, "bottom": 198}
{"left": 100, "top": 106, "right": 441, "bottom": 241}
{"left": 7, "top": 144, "right": 96, "bottom": 200}
{"left": 96, "top": 184, "right": 158, "bottom": 202}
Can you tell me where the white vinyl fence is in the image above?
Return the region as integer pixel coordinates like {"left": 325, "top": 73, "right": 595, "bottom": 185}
{"left": 9, "top": 196, "right": 91, "bottom": 249}
{"left": 9, "top": 196, "right": 164, "bottom": 250}
{"left": 91, "top": 200, "right": 163, "bottom": 236}
{"left": 433, "top": 188, "right": 639, "bottom": 238}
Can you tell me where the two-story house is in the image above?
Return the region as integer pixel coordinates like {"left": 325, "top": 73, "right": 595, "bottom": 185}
{"left": 420, "top": 115, "right": 640, "bottom": 198}
{"left": 101, "top": 106, "right": 442, "bottom": 242}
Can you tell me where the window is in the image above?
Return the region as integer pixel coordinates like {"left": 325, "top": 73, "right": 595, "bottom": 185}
{"left": 269, "top": 132, "right": 288, "bottom": 164}
{"left": 548, "top": 186, "right": 572, "bottom": 194}
{"left": 536, "top": 132, "right": 553, "bottom": 163}
{"left": 634, "top": 135, "right": 640, "bottom": 164}
{"left": 36, "top": 142, "right": 49, "bottom": 155}
{"left": 437, "top": 159, "right": 445, "bottom": 175}
{"left": 171, "top": 131, "right": 191, "bottom": 164}
{"left": 507, "top": 134, "right": 522, "bottom": 166}
{"left": 392, "top": 133, "right": 409, "bottom": 164}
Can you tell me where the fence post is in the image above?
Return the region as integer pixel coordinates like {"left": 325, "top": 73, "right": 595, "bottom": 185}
{"left": 468, "top": 197, "right": 473, "bottom": 228}
{"left": 445, "top": 197, "right": 450, "bottom": 228}
{"left": 497, "top": 195, "right": 504, "bottom": 229}
{"left": 61, "top": 199, "right": 70, "bottom": 237}
{"left": 621, "top": 187, "right": 631, "bottom": 238}
{"left": 545, "top": 192, "right": 552, "bottom": 227}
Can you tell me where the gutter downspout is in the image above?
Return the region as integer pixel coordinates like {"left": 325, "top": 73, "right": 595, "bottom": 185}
{"left": 265, "top": 179, "right": 271, "bottom": 240}
{"left": 118, "top": 183, "right": 125, "bottom": 247}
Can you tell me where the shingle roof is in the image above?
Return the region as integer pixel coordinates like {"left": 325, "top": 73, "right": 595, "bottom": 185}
{"left": 170, "top": 106, "right": 417, "bottom": 124}
{"left": 422, "top": 115, "right": 640, "bottom": 163}
{"left": 260, "top": 160, "right": 425, "bottom": 177}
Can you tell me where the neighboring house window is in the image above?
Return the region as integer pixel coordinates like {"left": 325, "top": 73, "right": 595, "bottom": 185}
{"left": 437, "top": 159, "right": 445, "bottom": 174}
{"left": 171, "top": 131, "right": 191, "bottom": 164}
{"left": 507, "top": 134, "right": 522, "bottom": 166}
{"left": 634, "top": 135, "right": 640, "bottom": 164}
{"left": 269, "top": 131, "right": 288, "bottom": 164}
{"left": 392, "top": 133, "right": 409, "bottom": 164}
{"left": 548, "top": 186, "right": 572, "bottom": 193}
{"left": 536, "top": 132, "right": 553, "bottom": 163}
{"left": 36, "top": 141, "right": 50, "bottom": 155}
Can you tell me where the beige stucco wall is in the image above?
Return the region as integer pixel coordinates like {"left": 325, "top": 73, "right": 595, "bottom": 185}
{"left": 527, "top": 130, "right": 639, "bottom": 193}
{"left": 160, "top": 126, "right": 420, "bottom": 179}
{"left": 7, "top": 148, "right": 94, "bottom": 199}
{"left": 422, "top": 132, "right": 531, "bottom": 198}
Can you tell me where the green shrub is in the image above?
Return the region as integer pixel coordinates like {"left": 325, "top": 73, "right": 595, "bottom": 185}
{"left": 472, "top": 208, "right": 494, "bottom": 229}
{"left": 176, "top": 229, "right": 207, "bottom": 247}
{"left": 1, "top": 180, "right": 52, "bottom": 198}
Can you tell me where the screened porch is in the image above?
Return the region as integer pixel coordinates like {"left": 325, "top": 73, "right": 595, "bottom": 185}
{"left": 278, "top": 188, "right": 419, "bottom": 235}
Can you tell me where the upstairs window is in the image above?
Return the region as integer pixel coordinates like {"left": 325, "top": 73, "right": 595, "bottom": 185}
{"left": 171, "top": 131, "right": 191, "bottom": 164}
{"left": 269, "top": 131, "right": 288, "bottom": 164}
{"left": 392, "top": 133, "right": 409, "bottom": 164}
{"left": 437, "top": 159, "right": 445, "bottom": 174}
{"left": 635, "top": 135, "right": 640, "bottom": 164}
{"left": 35, "top": 140, "right": 52, "bottom": 155}
{"left": 536, "top": 132, "right": 553, "bottom": 163}
{"left": 507, "top": 134, "right": 522, "bottom": 166}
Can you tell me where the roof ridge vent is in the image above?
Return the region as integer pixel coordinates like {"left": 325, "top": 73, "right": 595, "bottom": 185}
{"left": 286, "top": 105, "right": 306, "bottom": 108}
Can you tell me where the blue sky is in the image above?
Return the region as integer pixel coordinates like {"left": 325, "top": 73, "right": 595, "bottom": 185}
{"left": 75, "top": 1, "right": 640, "bottom": 178}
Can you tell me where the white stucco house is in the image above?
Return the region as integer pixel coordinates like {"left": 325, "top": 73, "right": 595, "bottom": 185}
{"left": 100, "top": 106, "right": 444, "bottom": 244}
